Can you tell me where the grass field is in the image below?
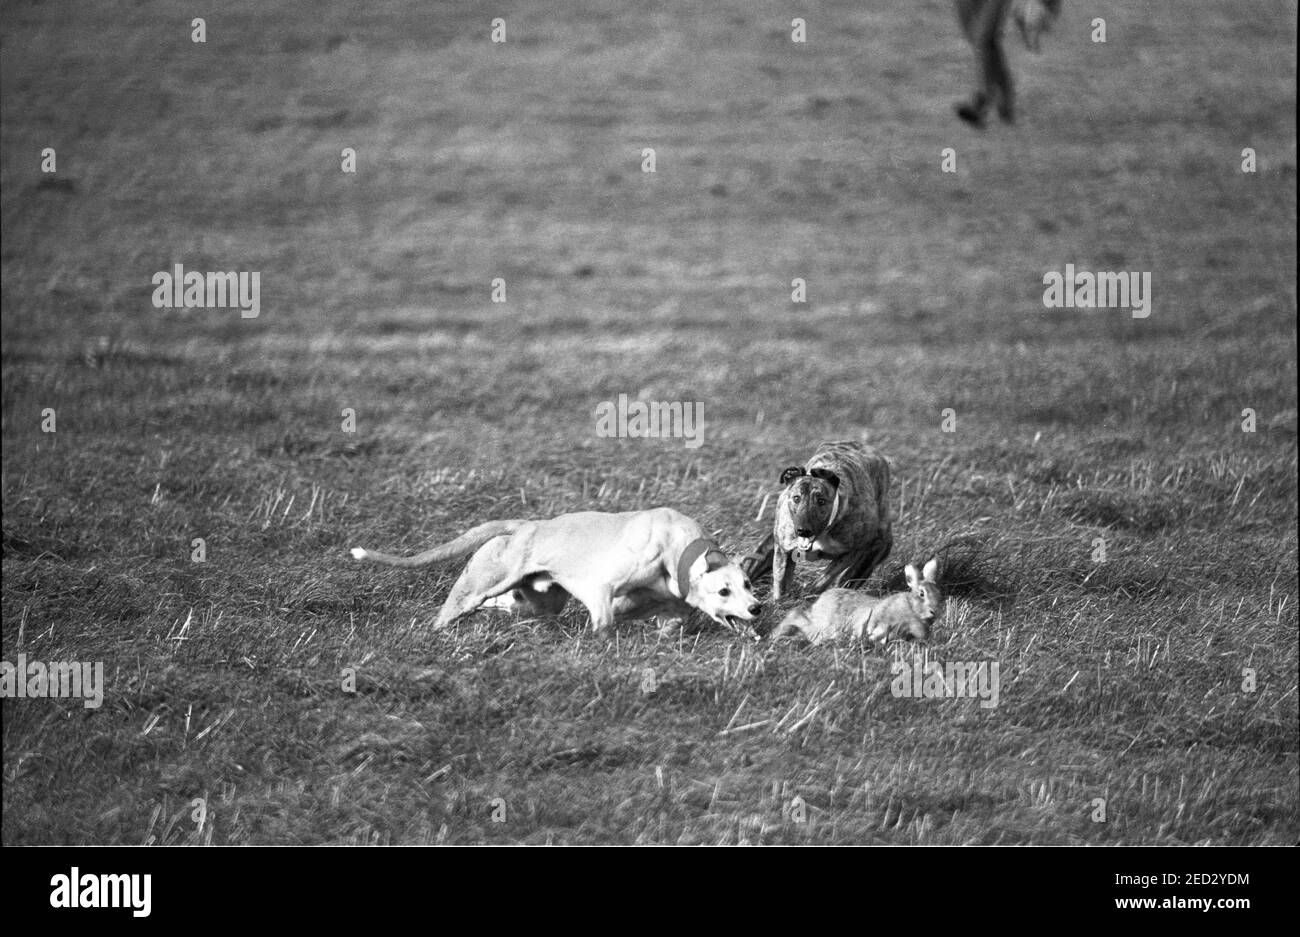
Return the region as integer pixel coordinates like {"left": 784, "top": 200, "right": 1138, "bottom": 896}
{"left": 2, "top": 0, "right": 1297, "bottom": 844}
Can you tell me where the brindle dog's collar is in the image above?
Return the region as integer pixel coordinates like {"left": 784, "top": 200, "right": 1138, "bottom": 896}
{"left": 824, "top": 488, "right": 841, "bottom": 531}
{"left": 675, "top": 537, "right": 725, "bottom": 599}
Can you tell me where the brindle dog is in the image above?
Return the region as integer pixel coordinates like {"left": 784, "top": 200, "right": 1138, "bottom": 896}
{"left": 741, "top": 441, "right": 893, "bottom": 603}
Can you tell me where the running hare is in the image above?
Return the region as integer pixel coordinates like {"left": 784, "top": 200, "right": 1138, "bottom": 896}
{"left": 772, "top": 558, "right": 941, "bottom": 645}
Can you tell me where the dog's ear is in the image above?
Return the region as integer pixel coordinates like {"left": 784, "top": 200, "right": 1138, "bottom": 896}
{"left": 779, "top": 466, "right": 805, "bottom": 485}
{"left": 808, "top": 468, "right": 841, "bottom": 489}
{"left": 922, "top": 558, "right": 939, "bottom": 582}
{"left": 687, "top": 550, "right": 725, "bottom": 587}
{"left": 905, "top": 564, "right": 920, "bottom": 588}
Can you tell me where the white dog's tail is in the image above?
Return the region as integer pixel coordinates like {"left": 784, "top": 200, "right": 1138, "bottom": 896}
{"left": 349, "top": 519, "right": 526, "bottom": 568}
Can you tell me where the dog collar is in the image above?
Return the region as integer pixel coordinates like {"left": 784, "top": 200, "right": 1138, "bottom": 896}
{"left": 825, "top": 488, "right": 841, "bottom": 531}
{"left": 675, "top": 537, "right": 723, "bottom": 599}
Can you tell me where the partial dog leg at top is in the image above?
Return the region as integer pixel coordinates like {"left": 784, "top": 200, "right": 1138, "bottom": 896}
{"left": 955, "top": 0, "right": 1014, "bottom": 126}
{"left": 984, "top": 6, "right": 1015, "bottom": 123}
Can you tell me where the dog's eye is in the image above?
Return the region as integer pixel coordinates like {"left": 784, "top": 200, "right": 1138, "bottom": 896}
{"left": 719, "top": 588, "right": 731, "bottom": 597}
{"left": 791, "top": 495, "right": 801, "bottom": 504}
{"left": 816, "top": 498, "right": 826, "bottom": 506}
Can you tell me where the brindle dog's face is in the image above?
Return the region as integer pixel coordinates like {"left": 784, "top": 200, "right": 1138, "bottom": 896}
{"left": 778, "top": 466, "right": 840, "bottom": 552}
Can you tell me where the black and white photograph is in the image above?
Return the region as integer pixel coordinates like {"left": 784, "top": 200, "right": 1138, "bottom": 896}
{"left": 2, "top": 0, "right": 1296, "bottom": 874}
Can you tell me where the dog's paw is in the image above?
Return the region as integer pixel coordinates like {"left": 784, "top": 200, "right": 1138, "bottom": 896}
{"left": 349, "top": 547, "right": 368, "bottom": 560}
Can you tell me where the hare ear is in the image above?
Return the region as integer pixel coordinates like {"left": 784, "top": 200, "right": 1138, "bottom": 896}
{"left": 905, "top": 564, "right": 920, "bottom": 588}
{"left": 779, "top": 466, "right": 805, "bottom": 485}
{"left": 922, "top": 558, "right": 939, "bottom": 581}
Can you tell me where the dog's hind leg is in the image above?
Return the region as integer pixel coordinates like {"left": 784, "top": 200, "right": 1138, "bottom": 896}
{"left": 740, "top": 533, "right": 776, "bottom": 584}
{"left": 837, "top": 534, "right": 893, "bottom": 590}
{"left": 434, "top": 569, "right": 498, "bottom": 628}
{"left": 432, "top": 538, "right": 528, "bottom": 629}
{"left": 812, "top": 552, "right": 857, "bottom": 594}
{"left": 835, "top": 552, "right": 878, "bottom": 591}
{"left": 866, "top": 530, "right": 894, "bottom": 580}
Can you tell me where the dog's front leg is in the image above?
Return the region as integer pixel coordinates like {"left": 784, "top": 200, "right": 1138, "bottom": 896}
{"left": 433, "top": 537, "right": 523, "bottom": 629}
{"left": 772, "top": 548, "right": 796, "bottom": 601}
